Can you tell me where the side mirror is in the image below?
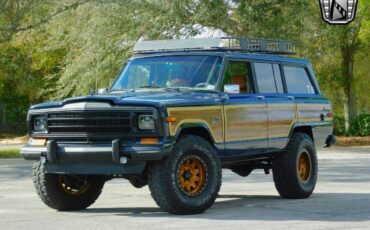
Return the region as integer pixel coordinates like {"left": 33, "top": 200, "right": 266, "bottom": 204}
{"left": 224, "top": 84, "right": 240, "bottom": 94}
{"left": 98, "top": 88, "right": 108, "bottom": 94}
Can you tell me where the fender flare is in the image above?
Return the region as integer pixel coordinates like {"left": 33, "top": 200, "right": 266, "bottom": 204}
{"left": 174, "top": 122, "right": 216, "bottom": 144}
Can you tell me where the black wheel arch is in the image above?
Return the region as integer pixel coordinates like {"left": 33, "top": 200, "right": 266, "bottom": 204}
{"left": 175, "top": 123, "right": 216, "bottom": 146}
{"left": 290, "top": 124, "right": 314, "bottom": 142}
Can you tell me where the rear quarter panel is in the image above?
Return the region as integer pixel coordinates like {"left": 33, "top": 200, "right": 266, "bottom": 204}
{"left": 294, "top": 96, "right": 333, "bottom": 148}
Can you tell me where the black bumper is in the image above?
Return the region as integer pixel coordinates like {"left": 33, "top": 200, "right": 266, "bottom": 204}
{"left": 21, "top": 139, "right": 174, "bottom": 174}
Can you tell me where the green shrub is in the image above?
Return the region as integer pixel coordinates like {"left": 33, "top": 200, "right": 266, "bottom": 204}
{"left": 333, "top": 114, "right": 370, "bottom": 136}
{"left": 333, "top": 115, "right": 345, "bottom": 136}
{"left": 349, "top": 114, "right": 370, "bottom": 136}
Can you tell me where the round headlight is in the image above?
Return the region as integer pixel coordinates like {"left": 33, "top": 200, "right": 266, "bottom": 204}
{"left": 34, "top": 116, "right": 47, "bottom": 132}
{"left": 138, "top": 115, "right": 155, "bottom": 130}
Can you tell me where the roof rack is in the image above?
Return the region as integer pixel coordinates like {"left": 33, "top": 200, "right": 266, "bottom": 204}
{"left": 133, "top": 37, "right": 296, "bottom": 55}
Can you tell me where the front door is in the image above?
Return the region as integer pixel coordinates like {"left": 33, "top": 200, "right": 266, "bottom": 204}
{"left": 222, "top": 60, "right": 268, "bottom": 157}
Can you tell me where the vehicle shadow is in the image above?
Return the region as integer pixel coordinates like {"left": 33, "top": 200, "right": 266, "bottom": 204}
{"left": 81, "top": 192, "right": 370, "bottom": 222}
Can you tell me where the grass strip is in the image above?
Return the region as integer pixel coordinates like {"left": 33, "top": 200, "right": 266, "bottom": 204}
{"left": 336, "top": 136, "right": 370, "bottom": 146}
{"left": 0, "top": 149, "right": 20, "bottom": 158}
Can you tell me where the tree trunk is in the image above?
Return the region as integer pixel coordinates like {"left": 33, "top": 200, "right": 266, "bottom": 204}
{"left": 341, "top": 46, "right": 357, "bottom": 133}
{"left": 0, "top": 102, "right": 5, "bottom": 131}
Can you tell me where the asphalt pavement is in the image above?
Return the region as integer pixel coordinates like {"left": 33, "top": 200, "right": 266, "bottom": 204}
{"left": 0, "top": 146, "right": 370, "bottom": 230}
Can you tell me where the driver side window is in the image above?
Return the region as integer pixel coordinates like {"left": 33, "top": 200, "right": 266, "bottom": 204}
{"left": 223, "top": 61, "right": 254, "bottom": 94}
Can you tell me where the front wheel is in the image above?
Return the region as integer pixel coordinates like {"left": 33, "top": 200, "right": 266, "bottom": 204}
{"left": 148, "top": 135, "right": 222, "bottom": 214}
{"left": 272, "top": 132, "right": 318, "bottom": 199}
{"left": 32, "top": 161, "right": 105, "bottom": 211}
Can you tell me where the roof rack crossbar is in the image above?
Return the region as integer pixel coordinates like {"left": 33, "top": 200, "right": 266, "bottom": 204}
{"left": 133, "top": 37, "right": 296, "bottom": 55}
{"left": 220, "top": 37, "right": 295, "bottom": 54}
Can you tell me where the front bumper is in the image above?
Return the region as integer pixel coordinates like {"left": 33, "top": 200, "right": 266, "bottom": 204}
{"left": 21, "top": 139, "right": 174, "bottom": 174}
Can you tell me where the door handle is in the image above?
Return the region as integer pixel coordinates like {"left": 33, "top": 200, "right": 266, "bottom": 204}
{"left": 286, "top": 96, "right": 295, "bottom": 100}
{"left": 219, "top": 94, "right": 229, "bottom": 100}
{"left": 255, "top": 95, "right": 265, "bottom": 100}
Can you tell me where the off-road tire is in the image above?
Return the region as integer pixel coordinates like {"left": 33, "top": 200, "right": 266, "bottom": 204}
{"left": 148, "top": 135, "right": 222, "bottom": 215}
{"left": 32, "top": 161, "right": 105, "bottom": 211}
{"left": 273, "top": 132, "right": 318, "bottom": 199}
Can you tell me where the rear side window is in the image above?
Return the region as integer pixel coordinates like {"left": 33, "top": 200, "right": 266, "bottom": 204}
{"left": 254, "top": 62, "right": 284, "bottom": 93}
{"left": 283, "top": 66, "right": 315, "bottom": 94}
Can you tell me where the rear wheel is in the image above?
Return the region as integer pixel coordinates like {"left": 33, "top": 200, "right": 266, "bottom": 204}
{"left": 148, "top": 135, "right": 222, "bottom": 214}
{"left": 32, "top": 161, "right": 105, "bottom": 211}
{"left": 272, "top": 132, "right": 318, "bottom": 198}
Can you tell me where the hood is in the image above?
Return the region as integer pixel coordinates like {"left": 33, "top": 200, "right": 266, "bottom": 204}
{"left": 30, "top": 90, "right": 222, "bottom": 110}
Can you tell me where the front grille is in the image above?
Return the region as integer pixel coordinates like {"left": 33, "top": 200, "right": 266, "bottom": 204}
{"left": 47, "top": 111, "right": 132, "bottom": 133}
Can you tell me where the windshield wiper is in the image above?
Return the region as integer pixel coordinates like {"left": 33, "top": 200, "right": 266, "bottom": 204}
{"left": 109, "top": 88, "right": 134, "bottom": 93}
{"left": 135, "top": 85, "right": 182, "bottom": 92}
{"left": 163, "top": 87, "right": 182, "bottom": 92}
{"left": 138, "top": 84, "right": 162, "bottom": 89}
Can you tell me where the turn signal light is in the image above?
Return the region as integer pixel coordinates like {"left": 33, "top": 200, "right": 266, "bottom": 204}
{"left": 140, "top": 138, "right": 159, "bottom": 145}
{"left": 30, "top": 138, "right": 47, "bottom": 146}
{"left": 166, "top": 116, "right": 177, "bottom": 122}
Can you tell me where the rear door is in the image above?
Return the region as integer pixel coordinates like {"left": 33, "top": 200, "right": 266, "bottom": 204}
{"left": 253, "top": 62, "right": 296, "bottom": 151}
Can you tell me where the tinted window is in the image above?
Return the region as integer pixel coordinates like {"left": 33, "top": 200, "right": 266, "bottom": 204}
{"left": 254, "top": 63, "right": 284, "bottom": 93}
{"left": 255, "top": 63, "right": 276, "bottom": 93}
{"left": 284, "top": 66, "right": 315, "bottom": 94}
{"left": 111, "top": 55, "right": 222, "bottom": 91}
{"left": 126, "top": 65, "right": 151, "bottom": 88}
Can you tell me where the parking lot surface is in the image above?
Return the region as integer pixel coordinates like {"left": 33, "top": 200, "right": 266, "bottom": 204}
{"left": 1, "top": 146, "right": 369, "bottom": 230}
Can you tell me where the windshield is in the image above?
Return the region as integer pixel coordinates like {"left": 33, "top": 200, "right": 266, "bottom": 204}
{"left": 110, "top": 55, "right": 222, "bottom": 91}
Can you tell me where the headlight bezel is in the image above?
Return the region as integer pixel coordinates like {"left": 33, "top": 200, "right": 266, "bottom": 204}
{"left": 138, "top": 114, "right": 155, "bottom": 130}
{"left": 32, "top": 115, "right": 48, "bottom": 133}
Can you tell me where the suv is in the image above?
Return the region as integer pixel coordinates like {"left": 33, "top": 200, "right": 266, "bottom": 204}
{"left": 21, "top": 37, "right": 335, "bottom": 214}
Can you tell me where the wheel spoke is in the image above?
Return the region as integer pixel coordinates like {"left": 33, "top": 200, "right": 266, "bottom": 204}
{"left": 190, "top": 182, "right": 197, "bottom": 189}
{"left": 185, "top": 182, "right": 192, "bottom": 192}
{"left": 178, "top": 155, "right": 207, "bottom": 196}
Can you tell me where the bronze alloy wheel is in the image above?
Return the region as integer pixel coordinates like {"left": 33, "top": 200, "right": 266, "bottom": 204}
{"left": 59, "top": 174, "right": 91, "bottom": 196}
{"left": 297, "top": 150, "right": 312, "bottom": 182}
{"left": 178, "top": 155, "right": 207, "bottom": 196}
